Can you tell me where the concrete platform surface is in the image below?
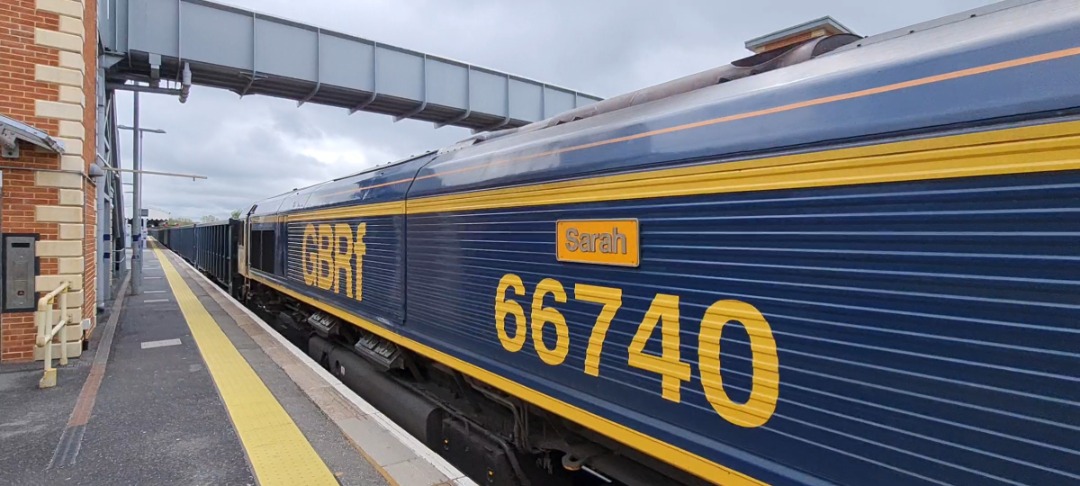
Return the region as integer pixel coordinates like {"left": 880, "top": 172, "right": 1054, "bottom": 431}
{"left": 0, "top": 244, "right": 473, "bottom": 486}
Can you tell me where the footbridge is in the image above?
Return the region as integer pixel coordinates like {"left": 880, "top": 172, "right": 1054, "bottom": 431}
{"left": 91, "top": 0, "right": 601, "bottom": 318}
{"left": 98, "top": 0, "right": 602, "bottom": 131}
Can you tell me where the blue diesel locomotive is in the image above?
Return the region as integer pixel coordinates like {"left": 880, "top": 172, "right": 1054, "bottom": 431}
{"left": 155, "top": 2, "right": 1080, "bottom": 485}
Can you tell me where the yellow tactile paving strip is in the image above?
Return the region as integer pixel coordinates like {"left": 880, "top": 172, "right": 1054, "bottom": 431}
{"left": 152, "top": 244, "right": 339, "bottom": 486}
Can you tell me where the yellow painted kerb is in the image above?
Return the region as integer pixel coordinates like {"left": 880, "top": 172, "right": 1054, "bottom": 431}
{"left": 151, "top": 243, "right": 339, "bottom": 486}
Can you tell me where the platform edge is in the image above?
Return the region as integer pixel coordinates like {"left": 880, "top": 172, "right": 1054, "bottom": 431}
{"left": 166, "top": 248, "right": 477, "bottom": 486}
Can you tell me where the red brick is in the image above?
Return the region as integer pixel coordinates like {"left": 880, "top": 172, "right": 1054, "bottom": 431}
{"left": 1, "top": 0, "right": 97, "bottom": 362}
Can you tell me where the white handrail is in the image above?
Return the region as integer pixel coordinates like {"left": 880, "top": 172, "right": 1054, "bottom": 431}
{"left": 36, "top": 281, "right": 71, "bottom": 389}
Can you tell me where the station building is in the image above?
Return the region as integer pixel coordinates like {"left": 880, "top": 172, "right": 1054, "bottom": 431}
{"left": 1, "top": 0, "right": 98, "bottom": 362}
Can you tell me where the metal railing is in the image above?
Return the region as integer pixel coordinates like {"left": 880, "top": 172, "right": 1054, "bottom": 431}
{"left": 36, "top": 281, "right": 71, "bottom": 389}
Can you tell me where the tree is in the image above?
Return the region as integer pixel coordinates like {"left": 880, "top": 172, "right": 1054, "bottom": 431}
{"left": 167, "top": 217, "right": 194, "bottom": 227}
{"left": 230, "top": 209, "right": 241, "bottom": 219}
{"left": 200, "top": 214, "right": 220, "bottom": 223}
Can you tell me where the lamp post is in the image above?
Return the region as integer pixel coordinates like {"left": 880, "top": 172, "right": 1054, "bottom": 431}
{"left": 119, "top": 92, "right": 167, "bottom": 295}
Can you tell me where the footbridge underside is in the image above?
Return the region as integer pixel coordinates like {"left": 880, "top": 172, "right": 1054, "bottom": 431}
{"left": 100, "top": 0, "right": 602, "bottom": 130}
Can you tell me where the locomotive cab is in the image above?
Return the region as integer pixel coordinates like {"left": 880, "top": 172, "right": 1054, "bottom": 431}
{"left": 237, "top": 204, "right": 255, "bottom": 278}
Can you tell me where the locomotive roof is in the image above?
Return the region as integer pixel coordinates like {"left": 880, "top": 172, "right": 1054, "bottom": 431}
{"left": 251, "top": 0, "right": 1078, "bottom": 216}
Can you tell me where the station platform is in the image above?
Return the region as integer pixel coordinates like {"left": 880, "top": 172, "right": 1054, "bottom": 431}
{"left": 0, "top": 243, "right": 473, "bottom": 486}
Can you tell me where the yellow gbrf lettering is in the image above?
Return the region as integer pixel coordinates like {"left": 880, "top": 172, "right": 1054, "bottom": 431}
{"left": 332, "top": 223, "right": 355, "bottom": 298}
{"left": 300, "top": 221, "right": 366, "bottom": 298}
{"left": 316, "top": 224, "right": 334, "bottom": 290}
{"left": 354, "top": 223, "right": 366, "bottom": 301}
{"left": 301, "top": 224, "right": 318, "bottom": 286}
{"left": 698, "top": 300, "right": 779, "bottom": 428}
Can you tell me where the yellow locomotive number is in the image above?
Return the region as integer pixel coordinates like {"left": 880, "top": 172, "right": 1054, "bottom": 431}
{"left": 495, "top": 274, "right": 528, "bottom": 352}
{"left": 531, "top": 278, "right": 570, "bottom": 365}
{"left": 699, "top": 300, "right": 780, "bottom": 428}
{"left": 492, "top": 273, "right": 780, "bottom": 427}
{"left": 574, "top": 284, "right": 622, "bottom": 377}
{"left": 628, "top": 294, "right": 691, "bottom": 403}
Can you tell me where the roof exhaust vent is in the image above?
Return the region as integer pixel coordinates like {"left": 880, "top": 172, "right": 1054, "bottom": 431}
{"left": 745, "top": 16, "right": 855, "bottom": 54}
{"left": 469, "top": 16, "right": 860, "bottom": 142}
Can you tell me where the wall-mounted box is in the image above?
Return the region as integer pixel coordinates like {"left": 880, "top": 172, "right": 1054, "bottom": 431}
{"left": 3, "top": 234, "right": 39, "bottom": 312}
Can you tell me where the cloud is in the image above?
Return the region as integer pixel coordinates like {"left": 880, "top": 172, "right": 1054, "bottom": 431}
{"left": 115, "top": 0, "right": 997, "bottom": 219}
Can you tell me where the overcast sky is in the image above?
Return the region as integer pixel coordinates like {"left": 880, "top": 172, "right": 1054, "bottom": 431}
{"left": 115, "top": 0, "right": 997, "bottom": 220}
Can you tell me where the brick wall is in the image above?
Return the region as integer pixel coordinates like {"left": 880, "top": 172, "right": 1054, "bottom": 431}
{"left": 0, "top": 148, "right": 53, "bottom": 362}
{"left": 1, "top": 314, "right": 35, "bottom": 362}
{"left": 0, "top": 0, "right": 61, "bottom": 130}
{"left": 1, "top": 0, "right": 94, "bottom": 362}
{"left": 82, "top": 0, "right": 95, "bottom": 321}
{"left": 81, "top": 0, "right": 95, "bottom": 320}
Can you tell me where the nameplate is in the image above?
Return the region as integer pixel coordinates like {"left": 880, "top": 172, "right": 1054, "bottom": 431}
{"left": 556, "top": 219, "right": 639, "bottom": 267}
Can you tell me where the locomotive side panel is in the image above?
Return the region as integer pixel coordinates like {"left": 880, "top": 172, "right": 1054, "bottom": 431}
{"left": 283, "top": 214, "right": 406, "bottom": 327}
{"left": 231, "top": 6, "right": 1080, "bottom": 483}
{"left": 244, "top": 155, "right": 432, "bottom": 328}
{"left": 403, "top": 122, "right": 1080, "bottom": 485}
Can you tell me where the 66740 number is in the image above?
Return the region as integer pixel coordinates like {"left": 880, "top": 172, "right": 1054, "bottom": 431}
{"left": 493, "top": 273, "right": 780, "bottom": 428}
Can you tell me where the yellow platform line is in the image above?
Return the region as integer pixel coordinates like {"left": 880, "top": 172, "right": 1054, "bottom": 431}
{"left": 151, "top": 244, "right": 339, "bottom": 486}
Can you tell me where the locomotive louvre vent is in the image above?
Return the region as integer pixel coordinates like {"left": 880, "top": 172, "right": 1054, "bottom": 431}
{"left": 354, "top": 332, "right": 404, "bottom": 371}
{"left": 307, "top": 312, "right": 340, "bottom": 337}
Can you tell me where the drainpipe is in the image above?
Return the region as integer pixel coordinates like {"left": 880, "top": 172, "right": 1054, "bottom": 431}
{"left": 95, "top": 52, "right": 109, "bottom": 313}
